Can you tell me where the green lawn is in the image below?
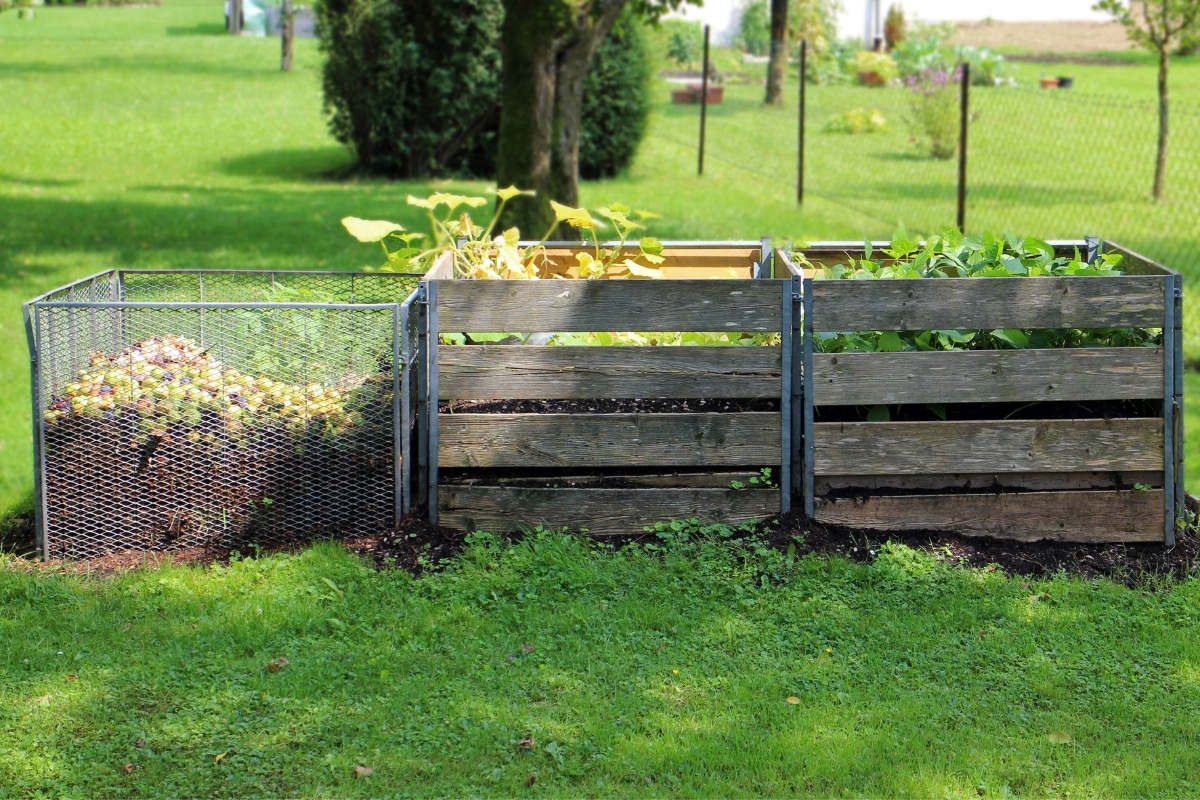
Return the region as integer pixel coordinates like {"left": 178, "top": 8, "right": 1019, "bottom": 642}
{"left": 3, "top": 532, "right": 1200, "bottom": 797}
{"left": 5, "top": 8, "right": 1200, "bottom": 796}
{"left": 2, "top": 1, "right": 1199, "bottom": 516}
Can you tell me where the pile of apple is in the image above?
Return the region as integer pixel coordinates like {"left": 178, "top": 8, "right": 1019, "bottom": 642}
{"left": 44, "top": 335, "right": 377, "bottom": 442}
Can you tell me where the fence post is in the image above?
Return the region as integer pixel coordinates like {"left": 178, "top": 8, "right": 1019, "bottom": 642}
{"left": 957, "top": 62, "right": 969, "bottom": 232}
{"left": 698, "top": 24, "right": 710, "bottom": 177}
{"left": 797, "top": 39, "right": 807, "bottom": 205}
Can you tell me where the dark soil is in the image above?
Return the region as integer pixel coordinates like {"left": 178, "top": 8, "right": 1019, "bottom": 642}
{"left": 8, "top": 497, "right": 1198, "bottom": 589}
{"left": 354, "top": 505, "right": 1199, "bottom": 589}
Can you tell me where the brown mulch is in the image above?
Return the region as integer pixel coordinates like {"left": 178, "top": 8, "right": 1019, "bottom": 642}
{"left": 6, "top": 502, "right": 1199, "bottom": 588}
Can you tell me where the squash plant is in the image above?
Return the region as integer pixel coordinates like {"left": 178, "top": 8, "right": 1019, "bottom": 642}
{"left": 341, "top": 187, "right": 666, "bottom": 280}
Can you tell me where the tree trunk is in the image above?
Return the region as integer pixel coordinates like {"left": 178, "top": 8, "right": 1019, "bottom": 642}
{"left": 281, "top": 0, "right": 295, "bottom": 72}
{"left": 765, "top": 0, "right": 788, "bottom": 105}
{"left": 496, "top": 0, "right": 627, "bottom": 237}
{"left": 1154, "top": 45, "right": 1169, "bottom": 201}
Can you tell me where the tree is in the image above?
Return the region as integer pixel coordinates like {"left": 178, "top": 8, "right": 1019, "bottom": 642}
{"left": 765, "top": 0, "right": 789, "bottom": 105}
{"left": 1095, "top": 0, "right": 1200, "bottom": 200}
{"left": 496, "top": 0, "right": 688, "bottom": 235}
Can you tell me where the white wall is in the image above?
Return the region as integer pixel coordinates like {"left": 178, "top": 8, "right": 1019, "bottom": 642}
{"left": 664, "top": 0, "right": 1116, "bottom": 50}
{"left": 663, "top": 0, "right": 742, "bottom": 46}
{"left": 839, "top": 0, "right": 1112, "bottom": 42}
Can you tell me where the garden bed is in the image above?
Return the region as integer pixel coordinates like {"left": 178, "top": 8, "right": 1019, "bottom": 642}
{"left": 421, "top": 241, "right": 794, "bottom": 535}
{"left": 784, "top": 238, "right": 1183, "bottom": 544}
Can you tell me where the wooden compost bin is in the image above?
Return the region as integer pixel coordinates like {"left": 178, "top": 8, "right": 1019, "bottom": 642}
{"left": 786, "top": 240, "right": 1184, "bottom": 544}
{"left": 418, "top": 241, "right": 798, "bottom": 535}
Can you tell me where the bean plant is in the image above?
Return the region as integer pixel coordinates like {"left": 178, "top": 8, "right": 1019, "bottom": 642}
{"left": 794, "top": 229, "right": 1162, "bottom": 354}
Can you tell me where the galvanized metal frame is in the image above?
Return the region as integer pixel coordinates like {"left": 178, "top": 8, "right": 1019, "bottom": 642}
{"left": 426, "top": 281, "right": 441, "bottom": 525}
{"left": 22, "top": 302, "right": 48, "bottom": 559}
{"left": 1164, "top": 273, "right": 1177, "bottom": 546}
{"left": 416, "top": 283, "right": 430, "bottom": 509}
{"left": 802, "top": 276, "right": 814, "bottom": 518}
{"left": 779, "top": 283, "right": 792, "bottom": 513}
{"left": 27, "top": 270, "right": 422, "bottom": 558}
{"left": 1174, "top": 272, "right": 1185, "bottom": 538}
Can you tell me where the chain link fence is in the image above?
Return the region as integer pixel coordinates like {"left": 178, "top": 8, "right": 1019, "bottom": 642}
{"left": 25, "top": 270, "right": 420, "bottom": 559}
{"left": 664, "top": 77, "right": 1199, "bottom": 351}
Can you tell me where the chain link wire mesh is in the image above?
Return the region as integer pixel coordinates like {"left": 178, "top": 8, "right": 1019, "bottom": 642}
{"left": 29, "top": 270, "right": 420, "bottom": 559}
{"left": 665, "top": 78, "right": 1197, "bottom": 348}
{"left": 666, "top": 80, "right": 1197, "bottom": 272}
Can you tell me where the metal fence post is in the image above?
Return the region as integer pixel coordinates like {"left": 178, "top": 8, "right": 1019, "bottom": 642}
{"left": 698, "top": 24, "right": 710, "bottom": 177}
{"left": 957, "top": 62, "right": 970, "bottom": 233}
{"left": 797, "top": 38, "right": 807, "bottom": 205}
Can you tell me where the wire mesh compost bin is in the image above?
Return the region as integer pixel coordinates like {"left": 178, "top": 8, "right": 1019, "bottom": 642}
{"left": 24, "top": 269, "right": 422, "bottom": 559}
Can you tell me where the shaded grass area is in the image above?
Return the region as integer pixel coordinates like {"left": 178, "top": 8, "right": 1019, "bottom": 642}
{"left": 3, "top": 534, "right": 1200, "bottom": 797}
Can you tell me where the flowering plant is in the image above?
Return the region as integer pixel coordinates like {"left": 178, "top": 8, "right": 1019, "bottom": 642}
{"left": 904, "top": 66, "right": 961, "bottom": 160}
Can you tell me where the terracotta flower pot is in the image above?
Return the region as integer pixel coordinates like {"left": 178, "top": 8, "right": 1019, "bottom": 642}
{"left": 858, "top": 71, "right": 887, "bottom": 86}
{"left": 670, "top": 84, "right": 724, "bottom": 104}
{"left": 1040, "top": 77, "right": 1059, "bottom": 89}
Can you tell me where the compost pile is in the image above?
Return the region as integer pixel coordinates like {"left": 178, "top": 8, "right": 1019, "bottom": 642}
{"left": 42, "top": 336, "right": 396, "bottom": 557}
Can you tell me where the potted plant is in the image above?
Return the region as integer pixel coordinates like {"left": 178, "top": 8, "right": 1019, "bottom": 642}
{"left": 854, "top": 50, "right": 898, "bottom": 86}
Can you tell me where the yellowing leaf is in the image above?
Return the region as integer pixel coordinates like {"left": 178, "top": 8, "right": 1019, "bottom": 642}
{"left": 341, "top": 217, "right": 404, "bottom": 243}
{"left": 1047, "top": 730, "right": 1072, "bottom": 744}
{"left": 550, "top": 200, "right": 588, "bottom": 222}
{"left": 502, "top": 227, "right": 520, "bottom": 248}
{"left": 624, "top": 259, "right": 664, "bottom": 279}
{"left": 495, "top": 185, "right": 535, "bottom": 202}
{"left": 575, "top": 252, "right": 606, "bottom": 279}
{"left": 428, "top": 192, "right": 487, "bottom": 211}
{"left": 406, "top": 194, "right": 437, "bottom": 210}
{"left": 214, "top": 752, "right": 227, "bottom": 763}
{"left": 785, "top": 696, "right": 801, "bottom": 705}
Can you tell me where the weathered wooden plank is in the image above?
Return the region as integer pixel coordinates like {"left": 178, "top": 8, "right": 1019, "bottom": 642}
{"left": 438, "top": 412, "right": 782, "bottom": 468}
{"left": 439, "top": 345, "right": 782, "bottom": 399}
{"left": 813, "top": 348, "right": 1164, "bottom": 405}
{"left": 439, "top": 486, "right": 780, "bottom": 535}
{"left": 450, "top": 471, "right": 766, "bottom": 489}
{"left": 1100, "top": 241, "right": 1175, "bottom": 276}
{"left": 423, "top": 251, "right": 454, "bottom": 280}
{"left": 813, "top": 418, "right": 1164, "bottom": 475}
{"left": 435, "top": 280, "right": 784, "bottom": 332}
{"left": 815, "top": 470, "right": 1162, "bottom": 493}
{"left": 810, "top": 275, "right": 1167, "bottom": 331}
{"left": 814, "top": 490, "right": 1165, "bottom": 542}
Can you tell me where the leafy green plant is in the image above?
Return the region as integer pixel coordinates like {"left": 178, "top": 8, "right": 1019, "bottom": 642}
{"left": 823, "top": 108, "right": 888, "bottom": 134}
{"left": 853, "top": 51, "right": 898, "bottom": 85}
{"left": 665, "top": 20, "right": 702, "bottom": 69}
{"left": 903, "top": 66, "right": 962, "bottom": 159}
{"left": 580, "top": 10, "right": 652, "bottom": 180}
{"left": 793, "top": 229, "right": 1162, "bottom": 354}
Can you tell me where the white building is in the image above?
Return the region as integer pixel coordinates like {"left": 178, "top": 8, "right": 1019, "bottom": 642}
{"left": 666, "top": 0, "right": 1112, "bottom": 47}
